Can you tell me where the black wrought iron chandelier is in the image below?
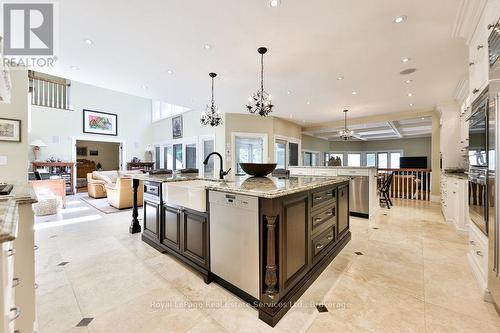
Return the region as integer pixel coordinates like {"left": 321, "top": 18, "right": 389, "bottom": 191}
{"left": 200, "top": 72, "right": 223, "bottom": 127}
{"left": 246, "top": 47, "right": 274, "bottom": 116}
{"left": 339, "top": 109, "right": 354, "bottom": 140}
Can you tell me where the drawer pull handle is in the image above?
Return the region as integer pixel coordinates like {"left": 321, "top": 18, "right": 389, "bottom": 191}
{"left": 12, "top": 277, "right": 20, "bottom": 287}
{"left": 469, "top": 62, "right": 475, "bottom": 66}
{"left": 10, "top": 307, "right": 21, "bottom": 321}
{"left": 476, "top": 250, "right": 483, "bottom": 257}
{"left": 326, "top": 193, "right": 333, "bottom": 196}
{"left": 315, "top": 218, "right": 322, "bottom": 222}
{"left": 315, "top": 196, "right": 322, "bottom": 200}
{"left": 327, "top": 235, "right": 334, "bottom": 240}
{"left": 477, "top": 44, "right": 484, "bottom": 50}
{"left": 316, "top": 244, "right": 324, "bottom": 250}
{"left": 470, "top": 240, "right": 476, "bottom": 245}
{"left": 473, "top": 88, "right": 479, "bottom": 94}
{"left": 34, "top": 245, "right": 39, "bottom": 251}
{"left": 488, "top": 23, "right": 495, "bottom": 29}
{"left": 7, "top": 249, "right": 15, "bottom": 257}
{"left": 326, "top": 212, "right": 333, "bottom": 216}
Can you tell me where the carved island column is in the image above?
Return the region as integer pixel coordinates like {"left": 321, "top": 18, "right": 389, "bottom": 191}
{"left": 264, "top": 215, "right": 278, "bottom": 298}
{"left": 129, "top": 178, "right": 141, "bottom": 234}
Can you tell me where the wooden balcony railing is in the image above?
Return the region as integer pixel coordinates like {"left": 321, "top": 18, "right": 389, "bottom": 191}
{"left": 29, "top": 74, "right": 71, "bottom": 110}
{"left": 378, "top": 168, "right": 432, "bottom": 201}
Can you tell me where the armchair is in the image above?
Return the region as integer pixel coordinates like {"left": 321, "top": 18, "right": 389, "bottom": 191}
{"left": 105, "top": 177, "right": 143, "bottom": 209}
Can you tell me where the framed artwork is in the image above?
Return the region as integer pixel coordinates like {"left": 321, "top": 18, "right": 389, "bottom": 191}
{"left": 76, "top": 147, "right": 88, "bottom": 156}
{"left": 89, "top": 150, "right": 98, "bottom": 156}
{"left": 83, "top": 109, "right": 118, "bottom": 136}
{"left": 172, "top": 115, "right": 183, "bottom": 139}
{"left": 0, "top": 118, "right": 21, "bottom": 142}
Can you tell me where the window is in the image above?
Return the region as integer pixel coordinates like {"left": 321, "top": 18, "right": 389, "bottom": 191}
{"left": 366, "top": 153, "right": 376, "bottom": 167}
{"left": 185, "top": 144, "right": 197, "bottom": 169}
{"left": 163, "top": 145, "right": 173, "bottom": 170}
{"left": 347, "top": 153, "right": 361, "bottom": 167}
{"left": 289, "top": 143, "right": 299, "bottom": 166}
{"left": 202, "top": 138, "right": 215, "bottom": 177}
{"left": 173, "top": 144, "right": 183, "bottom": 170}
{"left": 154, "top": 146, "right": 161, "bottom": 169}
{"left": 378, "top": 153, "right": 388, "bottom": 168}
{"left": 275, "top": 140, "right": 287, "bottom": 169}
{"left": 390, "top": 152, "right": 401, "bottom": 169}
{"left": 235, "top": 136, "right": 264, "bottom": 175}
{"left": 304, "top": 152, "right": 319, "bottom": 166}
{"left": 151, "top": 100, "right": 190, "bottom": 122}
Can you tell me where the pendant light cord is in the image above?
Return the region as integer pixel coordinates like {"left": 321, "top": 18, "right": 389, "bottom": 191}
{"left": 260, "top": 53, "right": 264, "bottom": 105}
{"left": 211, "top": 76, "right": 215, "bottom": 106}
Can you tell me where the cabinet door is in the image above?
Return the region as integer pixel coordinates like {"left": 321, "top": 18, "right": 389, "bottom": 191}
{"left": 162, "top": 205, "right": 181, "bottom": 250}
{"left": 181, "top": 210, "right": 208, "bottom": 269}
{"left": 337, "top": 185, "right": 349, "bottom": 238}
{"left": 143, "top": 200, "right": 160, "bottom": 240}
{"left": 280, "top": 193, "right": 310, "bottom": 291}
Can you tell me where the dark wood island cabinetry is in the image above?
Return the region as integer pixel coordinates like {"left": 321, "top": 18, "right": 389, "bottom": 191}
{"left": 130, "top": 174, "right": 350, "bottom": 327}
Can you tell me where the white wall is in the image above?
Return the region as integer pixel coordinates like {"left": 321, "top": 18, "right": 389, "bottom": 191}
{"left": 0, "top": 68, "right": 29, "bottom": 182}
{"left": 439, "top": 102, "right": 463, "bottom": 169}
{"left": 29, "top": 80, "right": 152, "bottom": 165}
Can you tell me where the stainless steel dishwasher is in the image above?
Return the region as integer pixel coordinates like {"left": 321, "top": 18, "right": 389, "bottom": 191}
{"left": 209, "top": 191, "right": 259, "bottom": 299}
{"left": 349, "top": 176, "right": 369, "bottom": 217}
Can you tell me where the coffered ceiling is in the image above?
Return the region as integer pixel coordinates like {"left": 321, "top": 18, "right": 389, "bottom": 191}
{"left": 304, "top": 117, "right": 433, "bottom": 141}
{"left": 38, "top": 0, "right": 468, "bottom": 125}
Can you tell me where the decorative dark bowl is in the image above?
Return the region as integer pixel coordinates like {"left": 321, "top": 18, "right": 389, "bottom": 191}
{"left": 239, "top": 163, "right": 277, "bottom": 177}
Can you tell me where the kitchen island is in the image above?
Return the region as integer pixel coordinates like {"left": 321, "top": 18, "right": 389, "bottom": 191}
{"left": 129, "top": 174, "right": 351, "bottom": 327}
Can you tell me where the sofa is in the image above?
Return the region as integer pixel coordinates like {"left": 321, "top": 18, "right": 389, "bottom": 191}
{"left": 87, "top": 170, "right": 120, "bottom": 198}
{"left": 105, "top": 177, "right": 144, "bottom": 209}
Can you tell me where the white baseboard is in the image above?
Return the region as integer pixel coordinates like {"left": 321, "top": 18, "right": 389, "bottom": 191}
{"left": 431, "top": 194, "right": 441, "bottom": 203}
{"left": 467, "top": 252, "right": 488, "bottom": 294}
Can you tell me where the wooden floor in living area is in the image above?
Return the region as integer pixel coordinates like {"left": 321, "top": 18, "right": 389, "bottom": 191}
{"left": 34, "top": 197, "right": 500, "bottom": 333}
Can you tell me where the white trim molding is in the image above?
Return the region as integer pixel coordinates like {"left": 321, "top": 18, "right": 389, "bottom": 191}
{"left": 452, "top": 0, "right": 488, "bottom": 44}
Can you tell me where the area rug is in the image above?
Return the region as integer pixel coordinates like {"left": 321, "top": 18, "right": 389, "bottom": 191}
{"left": 80, "top": 196, "right": 130, "bottom": 214}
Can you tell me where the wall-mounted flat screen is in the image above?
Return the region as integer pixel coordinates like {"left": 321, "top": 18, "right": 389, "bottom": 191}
{"left": 400, "top": 156, "right": 427, "bottom": 169}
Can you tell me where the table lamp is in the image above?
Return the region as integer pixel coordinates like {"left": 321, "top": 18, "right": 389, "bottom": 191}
{"left": 29, "top": 139, "right": 47, "bottom": 161}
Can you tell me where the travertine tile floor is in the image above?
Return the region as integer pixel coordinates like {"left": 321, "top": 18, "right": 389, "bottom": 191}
{"left": 34, "top": 196, "right": 500, "bottom": 333}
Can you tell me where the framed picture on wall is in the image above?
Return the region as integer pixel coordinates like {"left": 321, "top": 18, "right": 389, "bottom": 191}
{"left": 0, "top": 118, "right": 21, "bottom": 142}
{"left": 172, "top": 115, "right": 183, "bottom": 139}
{"left": 83, "top": 109, "right": 118, "bottom": 136}
{"left": 89, "top": 150, "right": 98, "bottom": 156}
{"left": 76, "top": 147, "right": 88, "bottom": 156}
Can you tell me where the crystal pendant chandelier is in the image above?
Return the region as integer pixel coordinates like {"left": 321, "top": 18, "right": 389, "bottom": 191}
{"left": 200, "top": 72, "right": 223, "bottom": 127}
{"left": 246, "top": 47, "right": 274, "bottom": 116}
{"left": 339, "top": 109, "right": 354, "bottom": 140}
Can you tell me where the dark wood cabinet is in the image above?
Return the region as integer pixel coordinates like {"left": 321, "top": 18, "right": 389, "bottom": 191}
{"left": 181, "top": 209, "right": 209, "bottom": 269}
{"left": 280, "top": 193, "right": 310, "bottom": 291}
{"left": 162, "top": 205, "right": 181, "bottom": 250}
{"left": 337, "top": 184, "right": 349, "bottom": 238}
{"left": 143, "top": 200, "right": 160, "bottom": 240}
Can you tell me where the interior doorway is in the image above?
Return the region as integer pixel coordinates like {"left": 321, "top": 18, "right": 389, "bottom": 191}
{"left": 73, "top": 139, "right": 123, "bottom": 192}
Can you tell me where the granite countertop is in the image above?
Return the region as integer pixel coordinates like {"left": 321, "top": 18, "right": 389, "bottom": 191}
{"left": 129, "top": 173, "right": 201, "bottom": 183}
{"left": 442, "top": 172, "right": 468, "bottom": 180}
{"left": 0, "top": 183, "right": 37, "bottom": 244}
{"left": 288, "top": 166, "right": 377, "bottom": 169}
{"left": 205, "top": 175, "right": 350, "bottom": 199}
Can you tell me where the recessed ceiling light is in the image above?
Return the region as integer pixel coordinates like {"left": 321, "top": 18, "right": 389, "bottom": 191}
{"left": 306, "top": 101, "right": 311, "bottom": 105}
{"left": 270, "top": 0, "right": 281, "bottom": 7}
{"left": 407, "top": 93, "right": 413, "bottom": 97}
{"left": 83, "top": 38, "right": 94, "bottom": 45}
{"left": 405, "top": 79, "right": 413, "bottom": 84}
{"left": 409, "top": 103, "right": 414, "bottom": 107}
{"left": 337, "top": 76, "right": 344, "bottom": 80}
{"left": 393, "top": 15, "right": 407, "bottom": 24}
{"left": 287, "top": 90, "right": 292, "bottom": 95}
{"left": 204, "top": 44, "right": 212, "bottom": 50}
{"left": 166, "top": 69, "right": 174, "bottom": 74}
{"left": 141, "top": 85, "right": 148, "bottom": 90}
{"left": 401, "top": 57, "right": 411, "bottom": 63}
{"left": 70, "top": 65, "right": 79, "bottom": 70}
{"left": 351, "top": 91, "right": 357, "bottom": 95}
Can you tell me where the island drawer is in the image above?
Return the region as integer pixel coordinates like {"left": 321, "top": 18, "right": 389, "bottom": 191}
{"left": 311, "top": 203, "right": 336, "bottom": 234}
{"left": 311, "top": 187, "right": 336, "bottom": 208}
{"left": 312, "top": 226, "right": 335, "bottom": 261}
